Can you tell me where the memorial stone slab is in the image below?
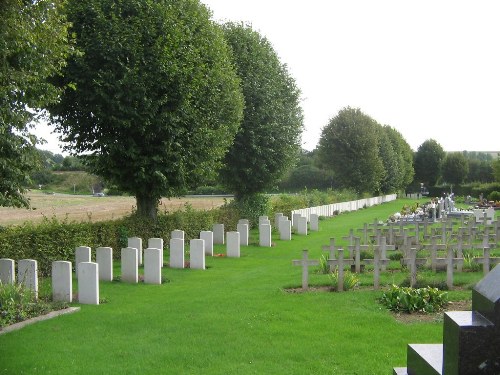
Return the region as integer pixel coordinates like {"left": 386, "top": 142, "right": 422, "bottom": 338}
{"left": 121, "top": 247, "right": 138, "bottom": 283}
{"left": 171, "top": 230, "right": 184, "bottom": 240}
{"left": 259, "top": 223, "right": 272, "bottom": 247}
{"left": 78, "top": 262, "right": 99, "bottom": 305}
{"left": 96, "top": 247, "right": 113, "bottom": 281}
{"left": 279, "top": 219, "right": 292, "bottom": 241}
{"left": 213, "top": 223, "right": 225, "bottom": 245}
{"left": 236, "top": 223, "right": 249, "bottom": 246}
{"left": 52, "top": 261, "right": 72, "bottom": 302}
{"left": 190, "top": 239, "right": 205, "bottom": 269}
{"left": 148, "top": 238, "right": 164, "bottom": 267}
{"left": 0, "top": 258, "right": 15, "bottom": 284}
{"left": 18, "top": 259, "right": 38, "bottom": 298}
{"left": 200, "top": 231, "right": 214, "bottom": 256}
{"left": 310, "top": 214, "right": 319, "bottom": 232}
{"left": 169, "top": 238, "right": 185, "bottom": 269}
{"left": 127, "top": 237, "right": 142, "bottom": 265}
{"left": 75, "top": 246, "right": 91, "bottom": 273}
{"left": 144, "top": 248, "right": 162, "bottom": 284}
{"left": 226, "top": 231, "right": 240, "bottom": 258}
{"left": 297, "top": 216, "right": 308, "bottom": 236}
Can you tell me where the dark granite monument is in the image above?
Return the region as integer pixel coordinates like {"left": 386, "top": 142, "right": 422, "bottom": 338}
{"left": 394, "top": 264, "right": 500, "bottom": 374}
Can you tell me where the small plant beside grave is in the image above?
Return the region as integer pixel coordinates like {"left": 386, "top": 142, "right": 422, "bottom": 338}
{"left": 380, "top": 285, "right": 448, "bottom": 313}
{"left": 0, "top": 282, "right": 68, "bottom": 328}
{"left": 329, "top": 269, "right": 359, "bottom": 291}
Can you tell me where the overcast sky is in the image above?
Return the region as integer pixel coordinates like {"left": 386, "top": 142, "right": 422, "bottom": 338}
{"left": 38, "top": 0, "right": 500, "bottom": 154}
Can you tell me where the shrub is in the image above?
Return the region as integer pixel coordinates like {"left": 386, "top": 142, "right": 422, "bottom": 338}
{"left": 488, "top": 191, "right": 500, "bottom": 202}
{"left": 380, "top": 285, "right": 448, "bottom": 313}
{"left": 329, "top": 269, "right": 359, "bottom": 291}
{"left": 317, "top": 254, "right": 330, "bottom": 274}
{"left": 0, "top": 281, "right": 69, "bottom": 328}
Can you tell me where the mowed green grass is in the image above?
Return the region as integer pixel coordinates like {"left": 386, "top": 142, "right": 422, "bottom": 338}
{"left": 0, "top": 199, "right": 489, "bottom": 374}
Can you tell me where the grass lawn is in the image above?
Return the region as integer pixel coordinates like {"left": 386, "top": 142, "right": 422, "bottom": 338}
{"left": 0, "top": 198, "right": 489, "bottom": 374}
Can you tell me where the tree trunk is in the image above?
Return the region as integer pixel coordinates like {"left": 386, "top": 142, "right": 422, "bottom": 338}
{"left": 136, "top": 193, "right": 158, "bottom": 220}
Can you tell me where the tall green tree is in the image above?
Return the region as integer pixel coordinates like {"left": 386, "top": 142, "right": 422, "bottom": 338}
{"left": 50, "top": 0, "right": 244, "bottom": 219}
{"left": 1, "top": 0, "right": 72, "bottom": 207}
{"left": 413, "top": 139, "right": 445, "bottom": 186}
{"left": 384, "top": 126, "right": 414, "bottom": 190}
{"left": 317, "top": 107, "right": 384, "bottom": 195}
{"left": 219, "top": 23, "right": 303, "bottom": 201}
{"left": 492, "top": 154, "right": 500, "bottom": 183}
{"left": 442, "top": 152, "right": 469, "bottom": 185}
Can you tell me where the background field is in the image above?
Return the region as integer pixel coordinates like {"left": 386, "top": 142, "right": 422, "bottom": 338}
{"left": 0, "top": 192, "right": 228, "bottom": 226}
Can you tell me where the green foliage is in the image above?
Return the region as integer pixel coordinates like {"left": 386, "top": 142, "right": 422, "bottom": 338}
{"left": 278, "top": 165, "right": 333, "bottom": 191}
{"left": 50, "top": 0, "right": 244, "bottom": 219}
{"left": 493, "top": 157, "right": 500, "bottom": 183}
{"left": 317, "top": 254, "right": 330, "bottom": 274}
{"left": 317, "top": 107, "right": 385, "bottom": 195}
{"left": 329, "top": 269, "right": 359, "bottom": 291}
{"left": 442, "top": 152, "right": 469, "bottom": 185}
{"left": 463, "top": 251, "right": 481, "bottom": 272}
{"left": 229, "top": 194, "right": 270, "bottom": 228}
{"left": 414, "top": 139, "right": 446, "bottom": 186}
{"left": 380, "top": 285, "right": 448, "bottom": 313}
{"left": 0, "top": 0, "right": 73, "bottom": 208}
{"left": 0, "top": 281, "right": 68, "bottom": 328}
{"left": 219, "top": 22, "right": 303, "bottom": 198}
{"left": 488, "top": 191, "right": 500, "bottom": 202}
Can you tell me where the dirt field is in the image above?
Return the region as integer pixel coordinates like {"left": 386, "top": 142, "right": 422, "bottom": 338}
{"left": 0, "top": 192, "right": 229, "bottom": 226}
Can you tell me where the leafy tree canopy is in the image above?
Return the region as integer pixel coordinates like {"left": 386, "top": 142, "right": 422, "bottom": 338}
{"left": 317, "top": 107, "right": 384, "bottom": 195}
{"left": 413, "top": 139, "right": 445, "bottom": 186}
{"left": 0, "top": 0, "right": 72, "bottom": 207}
{"left": 442, "top": 152, "right": 469, "bottom": 185}
{"left": 219, "top": 22, "right": 303, "bottom": 199}
{"left": 50, "top": 0, "right": 244, "bottom": 218}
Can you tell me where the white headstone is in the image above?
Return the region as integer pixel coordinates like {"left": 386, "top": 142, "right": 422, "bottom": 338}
{"left": 75, "top": 246, "right": 91, "bottom": 273}
{"left": 171, "top": 230, "right": 184, "bottom": 240}
{"left": 292, "top": 213, "right": 302, "bottom": 230}
{"left": 310, "top": 214, "right": 319, "bottom": 232}
{"left": 148, "top": 238, "right": 164, "bottom": 268}
{"left": 213, "top": 224, "right": 225, "bottom": 245}
{"left": 200, "top": 231, "right": 214, "bottom": 256}
{"left": 52, "top": 261, "right": 72, "bottom": 302}
{"left": 274, "top": 213, "right": 284, "bottom": 229}
{"left": 259, "top": 224, "right": 272, "bottom": 247}
{"left": 169, "top": 238, "right": 185, "bottom": 268}
{"left": 297, "top": 216, "right": 308, "bottom": 235}
{"left": 259, "top": 216, "right": 269, "bottom": 226}
{"left": 189, "top": 239, "right": 205, "bottom": 269}
{"left": 144, "top": 248, "right": 162, "bottom": 285}
{"left": 128, "top": 237, "right": 142, "bottom": 265}
{"left": 236, "top": 223, "right": 249, "bottom": 246}
{"left": 121, "top": 247, "right": 138, "bottom": 283}
{"left": 78, "top": 262, "right": 99, "bottom": 305}
{"left": 279, "top": 219, "right": 292, "bottom": 241}
{"left": 0, "top": 258, "right": 15, "bottom": 284}
{"left": 238, "top": 219, "right": 250, "bottom": 226}
{"left": 96, "top": 247, "right": 113, "bottom": 281}
{"left": 227, "top": 231, "right": 240, "bottom": 258}
{"left": 18, "top": 259, "right": 38, "bottom": 298}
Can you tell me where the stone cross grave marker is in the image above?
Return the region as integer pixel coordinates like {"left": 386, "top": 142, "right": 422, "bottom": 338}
{"left": 321, "top": 238, "right": 339, "bottom": 273}
{"left": 424, "top": 235, "right": 448, "bottom": 272}
{"left": 372, "top": 236, "right": 395, "bottom": 272}
{"left": 401, "top": 247, "right": 427, "bottom": 288}
{"left": 326, "top": 249, "right": 354, "bottom": 292}
{"left": 356, "top": 223, "right": 373, "bottom": 245}
{"left": 364, "top": 246, "right": 391, "bottom": 290}
{"left": 292, "top": 250, "right": 319, "bottom": 290}
{"left": 342, "top": 228, "right": 356, "bottom": 246}
{"left": 474, "top": 247, "right": 500, "bottom": 275}
{"left": 348, "top": 237, "right": 366, "bottom": 273}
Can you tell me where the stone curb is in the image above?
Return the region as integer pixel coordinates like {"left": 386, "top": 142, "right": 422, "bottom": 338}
{"left": 0, "top": 307, "right": 80, "bottom": 335}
